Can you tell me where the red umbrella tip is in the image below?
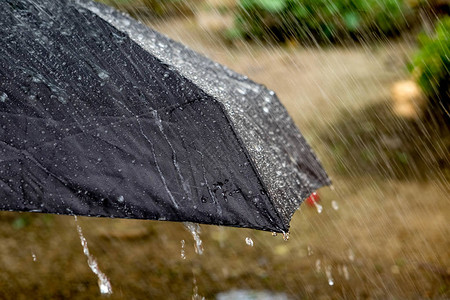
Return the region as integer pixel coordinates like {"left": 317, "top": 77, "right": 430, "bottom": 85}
{"left": 305, "top": 192, "right": 320, "bottom": 207}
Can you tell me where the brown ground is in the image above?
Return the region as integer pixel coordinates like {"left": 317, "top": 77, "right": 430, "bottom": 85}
{"left": 0, "top": 16, "right": 449, "bottom": 300}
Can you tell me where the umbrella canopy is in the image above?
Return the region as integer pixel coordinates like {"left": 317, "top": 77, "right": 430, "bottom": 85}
{"left": 0, "top": 0, "right": 330, "bottom": 233}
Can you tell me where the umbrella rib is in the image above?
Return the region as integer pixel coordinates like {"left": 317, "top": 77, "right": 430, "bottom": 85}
{"left": 212, "top": 101, "right": 287, "bottom": 232}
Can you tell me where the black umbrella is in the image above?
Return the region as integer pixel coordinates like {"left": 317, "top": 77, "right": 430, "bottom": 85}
{"left": 0, "top": 0, "right": 330, "bottom": 233}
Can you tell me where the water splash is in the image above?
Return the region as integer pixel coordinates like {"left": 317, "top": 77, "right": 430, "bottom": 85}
{"left": 245, "top": 237, "right": 254, "bottom": 247}
{"left": 184, "top": 222, "right": 204, "bottom": 255}
{"left": 74, "top": 216, "right": 112, "bottom": 295}
{"left": 181, "top": 240, "right": 186, "bottom": 259}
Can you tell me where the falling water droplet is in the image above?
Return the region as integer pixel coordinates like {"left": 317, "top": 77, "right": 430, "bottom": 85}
{"left": 343, "top": 265, "right": 350, "bottom": 280}
{"left": 272, "top": 232, "right": 278, "bottom": 237}
{"left": 282, "top": 232, "right": 290, "bottom": 241}
{"left": 184, "top": 222, "right": 204, "bottom": 255}
{"left": 32, "top": 252, "right": 37, "bottom": 262}
{"left": 348, "top": 249, "right": 355, "bottom": 261}
{"left": 315, "top": 259, "right": 321, "bottom": 273}
{"left": 192, "top": 277, "right": 205, "bottom": 300}
{"left": 180, "top": 240, "right": 186, "bottom": 260}
{"left": 308, "top": 192, "right": 323, "bottom": 213}
{"left": 245, "top": 237, "right": 254, "bottom": 247}
{"left": 307, "top": 245, "right": 313, "bottom": 256}
{"left": 326, "top": 266, "right": 334, "bottom": 286}
{"left": 331, "top": 200, "right": 339, "bottom": 210}
{"left": 74, "top": 216, "right": 112, "bottom": 295}
{"left": 315, "top": 202, "right": 323, "bottom": 214}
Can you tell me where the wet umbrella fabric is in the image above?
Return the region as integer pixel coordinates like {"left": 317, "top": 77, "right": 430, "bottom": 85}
{"left": 0, "top": 0, "right": 330, "bottom": 233}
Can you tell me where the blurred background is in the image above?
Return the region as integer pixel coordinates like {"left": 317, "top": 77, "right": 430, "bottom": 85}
{"left": 1, "top": 0, "right": 449, "bottom": 299}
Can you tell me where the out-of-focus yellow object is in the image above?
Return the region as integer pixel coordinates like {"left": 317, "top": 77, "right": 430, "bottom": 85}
{"left": 391, "top": 80, "right": 427, "bottom": 119}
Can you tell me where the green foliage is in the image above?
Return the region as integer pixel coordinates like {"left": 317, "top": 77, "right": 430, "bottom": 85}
{"left": 410, "top": 17, "right": 449, "bottom": 110}
{"left": 231, "top": 0, "right": 414, "bottom": 44}
{"left": 12, "top": 216, "right": 30, "bottom": 229}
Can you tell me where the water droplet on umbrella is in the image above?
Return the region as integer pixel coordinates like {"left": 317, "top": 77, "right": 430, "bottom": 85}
{"left": 0, "top": 92, "right": 9, "bottom": 103}
{"left": 98, "top": 71, "right": 109, "bottom": 80}
{"left": 117, "top": 195, "right": 124, "bottom": 203}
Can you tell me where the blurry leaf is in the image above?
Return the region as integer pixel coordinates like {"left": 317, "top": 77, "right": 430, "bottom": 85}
{"left": 13, "top": 216, "right": 29, "bottom": 229}
{"left": 410, "top": 16, "right": 450, "bottom": 110}
{"left": 256, "top": 0, "right": 286, "bottom": 12}
{"left": 325, "top": 2, "right": 339, "bottom": 15}
{"left": 396, "top": 152, "right": 409, "bottom": 165}
{"left": 293, "top": 4, "right": 308, "bottom": 18}
{"left": 343, "top": 11, "right": 360, "bottom": 31}
{"left": 240, "top": 0, "right": 256, "bottom": 10}
{"left": 225, "top": 26, "right": 245, "bottom": 40}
